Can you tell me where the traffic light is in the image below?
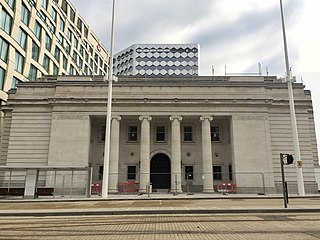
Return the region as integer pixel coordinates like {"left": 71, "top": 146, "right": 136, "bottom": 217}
{"left": 286, "top": 155, "right": 294, "bottom": 165}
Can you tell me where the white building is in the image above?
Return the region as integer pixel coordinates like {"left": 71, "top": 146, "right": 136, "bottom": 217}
{"left": 0, "top": 75, "right": 318, "bottom": 194}
{"left": 113, "top": 44, "right": 199, "bottom": 77}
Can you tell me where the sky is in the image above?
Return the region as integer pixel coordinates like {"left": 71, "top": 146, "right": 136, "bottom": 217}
{"left": 73, "top": 0, "right": 320, "bottom": 154}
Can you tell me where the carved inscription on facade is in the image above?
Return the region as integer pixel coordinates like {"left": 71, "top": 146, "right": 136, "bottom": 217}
{"left": 233, "top": 116, "right": 268, "bottom": 121}
{"left": 53, "top": 115, "right": 89, "bottom": 120}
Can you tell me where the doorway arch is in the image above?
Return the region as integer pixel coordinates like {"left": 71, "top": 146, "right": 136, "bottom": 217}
{"left": 150, "top": 153, "right": 171, "bottom": 190}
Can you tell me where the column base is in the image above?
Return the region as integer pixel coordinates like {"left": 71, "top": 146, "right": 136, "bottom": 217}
{"left": 170, "top": 189, "right": 183, "bottom": 194}
{"left": 202, "top": 188, "right": 215, "bottom": 193}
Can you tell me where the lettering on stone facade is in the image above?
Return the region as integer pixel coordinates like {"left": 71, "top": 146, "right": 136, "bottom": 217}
{"left": 53, "top": 115, "right": 89, "bottom": 120}
{"left": 233, "top": 116, "right": 268, "bottom": 121}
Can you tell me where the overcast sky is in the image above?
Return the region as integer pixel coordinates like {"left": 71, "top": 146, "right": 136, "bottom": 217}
{"left": 73, "top": 0, "right": 320, "bottom": 153}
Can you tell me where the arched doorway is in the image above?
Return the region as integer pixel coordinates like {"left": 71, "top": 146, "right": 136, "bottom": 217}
{"left": 150, "top": 153, "right": 171, "bottom": 190}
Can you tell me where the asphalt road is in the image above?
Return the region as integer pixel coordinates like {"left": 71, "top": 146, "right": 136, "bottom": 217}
{"left": 0, "top": 213, "right": 319, "bottom": 240}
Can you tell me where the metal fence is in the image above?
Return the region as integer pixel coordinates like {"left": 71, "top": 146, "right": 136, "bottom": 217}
{"left": 0, "top": 167, "right": 92, "bottom": 199}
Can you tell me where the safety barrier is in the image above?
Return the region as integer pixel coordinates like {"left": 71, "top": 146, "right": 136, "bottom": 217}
{"left": 117, "top": 182, "right": 139, "bottom": 193}
{"left": 217, "top": 183, "right": 237, "bottom": 194}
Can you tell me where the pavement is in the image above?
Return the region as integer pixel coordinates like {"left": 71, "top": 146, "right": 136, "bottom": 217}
{"left": 0, "top": 193, "right": 320, "bottom": 216}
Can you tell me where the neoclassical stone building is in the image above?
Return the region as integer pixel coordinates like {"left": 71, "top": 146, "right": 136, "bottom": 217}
{"left": 0, "top": 75, "right": 318, "bottom": 194}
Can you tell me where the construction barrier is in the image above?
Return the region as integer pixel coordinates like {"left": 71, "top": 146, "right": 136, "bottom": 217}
{"left": 217, "top": 183, "right": 237, "bottom": 194}
{"left": 91, "top": 182, "right": 102, "bottom": 195}
{"left": 117, "top": 182, "right": 139, "bottom": 193}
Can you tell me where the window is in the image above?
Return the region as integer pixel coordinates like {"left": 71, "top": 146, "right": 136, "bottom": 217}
{"left": 41, "top": 0, "right": 48, "bottom": 9}
{"left": 58, "top": 33, "right": 64, "bottom": 45}
{"left": 15, "top": 51, "right": 24, "bottom": 73}
{"left": 0, "top": 9, "right": 13, "bottom": 34}
{"left": 84, "top": 26, "right": 88, "bottom": 38}
{"left": 5, "top": 0, "right": 15, "bottom": 9}
{"left": 67, "top": 28, "right": 72, "bottom": 41}
{"left": 213, "top": 166, "right": 222, "bottom": 180}
{"left": 51, "top": 8, "right": 57, "bottom": 22}
{"left": 78, "top": 58, "right": 83, "bottom": 68}
{"left": 11, "top": 77, "right": 21, "bottom": 89}
{"left": 53, "top": 63, "right": 58, "bottom": 75}
{"left": 54, "top": 47, "right": 60, "bottom": 62}
{"left": 73, "top": 35, "right": 78, "bottom": 49}
{"left": 127, "top": 166, "right": 136, "bottom": 180}
{"left": 79, "top": 45, "right": 84, "bottom": 56}
{"left": 155, "top": 126, "right": 165, "bottom": 142}
{"left": 34, "top": 21, "right": 41, "bottom": 40}
{"left": 229, "top": 165, "right": 233, "bottom": 181}
{"left": 69, "top": 65, "right": 74, "bottom": 75}
{"left": 61, "top": 0, "right": 68, "bottom": 14}
{"left": 84, "top": 65, "right": 88, "bottom": 75}
{"left": 128, "top": 126, "right": 138, "bottom": 142}
{"left": 211, "top": 126, "right": 220, "bottom": 142}
{"left": 73, "top": 51, "right": 77, "bottom": 63}
{"left": 21, "top": 3, "right": 30, "bottom": 26}
{"left": 0, "top": 67, "right": 5, "bottom": 90}
{"left": 60, "top": 18, "right": 65, "bottom": 31}
{"left": 0, "top": 37, "right": 9, "bottom": 62}
{"left": 37, "top": 10, "right": 46, "bottom": 22}
{"left": 183, "top": 126, "right": 193, "bottom": 142}
{"left": 65, "top": 42, "right": 71, "bottom": 54}
{"left": 77, "top": 18, "right": 82, "bottom": 32}
{"left": 31, "top": 41, "right": 39, "bottom": 61}
{"left": 43, "top": 54, "right": 50, "bottom": 72}
{"left": 70, "top": 8, "right": 75, "bottom": 22}
{"left": 185, "top": 166, "right": 194, "bottom": 180}
{"left": 17, "top": 28, "right": 27, "bottom": 50}
{"left": 28, "top": 64, "right": 37, "bottom": 81}
{"left": 48, "top": 21, "right": 55, "bottom": 34}
{"left": 62, "top": 55, "right": 67, "bottom": 70}
{"left": 45, "top": 33, "right": 52, "bottom": 51}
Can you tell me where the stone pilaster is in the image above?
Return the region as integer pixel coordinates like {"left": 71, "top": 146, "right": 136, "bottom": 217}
{"left": 169, "top": 116, "right": 183, "bottom": 193}
{"left": 200, "top": 115, "right": 214, "bottom": 192}
{"left": 139, "top": 115, "right": 152, "bottom": 193}
{"left": 108, "top": 116, "right": 121, "bottom": 193}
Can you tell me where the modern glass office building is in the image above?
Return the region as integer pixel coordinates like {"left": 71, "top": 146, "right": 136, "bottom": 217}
{"left": 0, "top": 0, "right": 109, "bottom": 103}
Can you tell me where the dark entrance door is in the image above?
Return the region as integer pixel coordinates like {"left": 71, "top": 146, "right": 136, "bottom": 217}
{"left": 150, "top": 154, "right": 171, "bottom": 190}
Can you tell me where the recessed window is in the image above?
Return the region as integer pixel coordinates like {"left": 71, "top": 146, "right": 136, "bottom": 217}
{"left": 45, "top": 33, "right": 52, "bottom": 51}
{"left": 185, "top": 166, "right": 194, "bottom": 180}
{"left": 54, "top": 47, "right": 60, "bottom": 62}
{"left": 62, "top": 55, "right": 67, "bottom": 70}
{"left": 17, "top": 28, "right": 27, "bottom": 50}
{"left": 43, "top": 54, "right": 50, "bottom": 72}
{"left": 11, "top": 77, "right": 21, "bottom": 89}
{"left": 211, "top": 126, "right": 220, "bottom": 142}
{"left": 0, "top": 9, "right": 13, "bottom": 34}
{"left": 32, "top": 41, "right": 39, "bottom": 61}
{"left": 228, "top": 165, "right": 233, "bottom": 181}
{"left": 5, "top": 0, "right": 15, "bottom": 9}
{"left": 0, "top": 37, "right": 9, "bottom": 62}
{"left": 34, "top": 21, "right": 41, "bottom": 40}
{"left": 53, "top": 63, "right": 58, "bottom": 75}
{"left": 21, "top": 3, "right": 30, "bottom": 26}
{"left": 128, "top": 126, "right": 138, "bottom": 142}
{"left": 60, "top": 18, "right": 65, "bottom": 32}
{"left": 127, "top": 166, "right": 136, "bottom": 180}
{"left": 28, "top": 64, "right": 37, "bottom": 81}
{"left": 213, "top": 166, "right": 222, "bottom": 180}
{"left": 183, "top": 126, "right": 193, "bottom": 142}
{"left": 15, "top": 51, "right": 24, "bottom": 73}
{"left": 155, "top": 126, "right": 166, "bottom": 142}
{"left": 41, "top": 0, "right": 48, "bottom": 9}
{"left": 61, "top": 0, "right": 68, "bottom": 14}
{"left": 51, "top": 8, "right": 57, "bottom": 22}
{"left": 0, "top": 67, "right": 5, "bottom": 90}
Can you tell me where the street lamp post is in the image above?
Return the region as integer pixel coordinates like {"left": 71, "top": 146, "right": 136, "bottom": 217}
{"left": 102, "top": 0, "right": 117, "bottom": 198}
{"left": 279, "top": 0, "right": 305, "bottom": 196}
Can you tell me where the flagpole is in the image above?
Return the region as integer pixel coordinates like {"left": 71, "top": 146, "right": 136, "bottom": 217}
{"left": 102, "top": 0, "right": 117, "bottom": 198}
{"left": 279, "top": 0, "right": 305, "bottom": 196}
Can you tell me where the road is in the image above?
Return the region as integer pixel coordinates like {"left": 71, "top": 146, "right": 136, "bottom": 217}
{"left": 0, "top": 213, "right": 319, "bottom": 240}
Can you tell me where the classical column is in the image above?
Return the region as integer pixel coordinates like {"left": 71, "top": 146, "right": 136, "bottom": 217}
{"left": 200, "top": 115, "right": 214, "bottom": 192}
{"left": 139, "top": 115, "right": 152, "bottom": 193}
{"left": 169, "top": 116, "right": 183, "bottom": 193}
{"left": 108, "top": 116, "right": 121, "bottom": 193}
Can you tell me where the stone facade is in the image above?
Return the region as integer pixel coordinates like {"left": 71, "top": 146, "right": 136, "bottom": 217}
{"left": 0, "top": 75, "right": 318, "bottom": 194}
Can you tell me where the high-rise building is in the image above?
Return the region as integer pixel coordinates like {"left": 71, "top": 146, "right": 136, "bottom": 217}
{"left": 113, "top": 44, "right": 199, "bottom": 77}
{"left": 0, "top": 0, "right": 109, "bottom": 101}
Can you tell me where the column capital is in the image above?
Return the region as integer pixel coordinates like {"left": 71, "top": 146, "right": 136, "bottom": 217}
{"left": 169, "top": 115, "right": 183, "bottom": 121}
{"left": 200, "top": 115, "right": 213, "bottom": 122}
{"left": 111, "top": 115, "right": 121, "bottom": 121}
{"left": 139, "top": 115, "right": 152, "bottom": 121}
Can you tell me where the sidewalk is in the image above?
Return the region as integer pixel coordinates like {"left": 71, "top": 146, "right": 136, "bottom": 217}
{"left": 0, "top": 193, "right": 320, "bottom": 216}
